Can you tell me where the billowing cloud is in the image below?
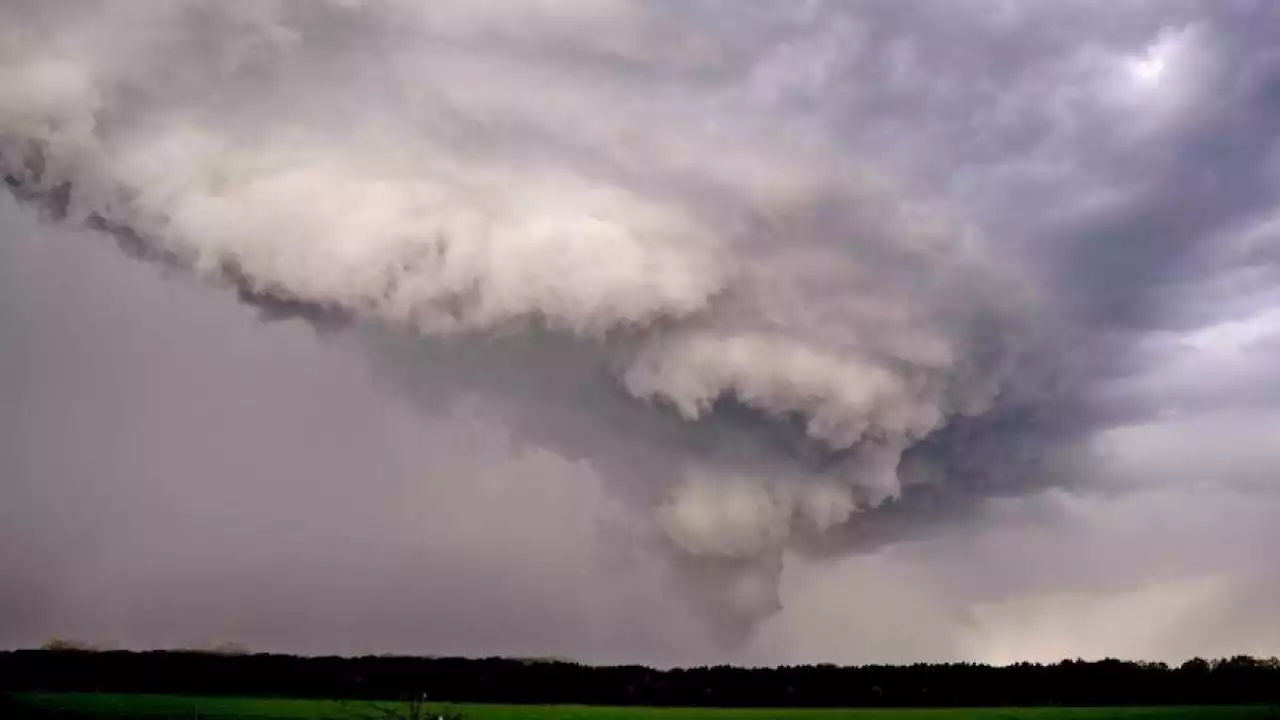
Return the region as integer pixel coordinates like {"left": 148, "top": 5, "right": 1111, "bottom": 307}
{"left": 2, "top": 0, "right": 1279, "bottom": 664}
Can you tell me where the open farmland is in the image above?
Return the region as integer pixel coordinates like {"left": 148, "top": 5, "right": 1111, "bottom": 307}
{"left": 6, "top": 694, "right": 1280, "bottom": 720}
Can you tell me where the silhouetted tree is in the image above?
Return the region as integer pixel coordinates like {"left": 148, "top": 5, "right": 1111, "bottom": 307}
{"left": 3, "top": 649, "right": 1279, "bottom": 707}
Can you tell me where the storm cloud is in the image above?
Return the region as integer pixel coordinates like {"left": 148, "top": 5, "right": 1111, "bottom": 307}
{"left": 2, "top": 0, "right": 1279, "bottom": 665}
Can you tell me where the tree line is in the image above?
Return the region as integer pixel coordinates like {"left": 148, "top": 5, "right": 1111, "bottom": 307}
{"left": 3, "top": 649, "right": 1279, "bottom": 707}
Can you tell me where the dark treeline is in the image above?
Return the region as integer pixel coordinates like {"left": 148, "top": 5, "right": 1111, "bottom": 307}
{"left": 3, "top": 649, "right": 1279, "bottom": 707}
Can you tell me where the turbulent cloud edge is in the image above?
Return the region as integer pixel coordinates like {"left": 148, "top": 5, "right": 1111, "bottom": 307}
{"left": 0, "top": 0, "right": 1058, "bottom": 621}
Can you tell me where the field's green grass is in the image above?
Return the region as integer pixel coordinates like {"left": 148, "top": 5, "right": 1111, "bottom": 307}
{"left": 7, "top": 693, "right": 1279, "bottom": 720}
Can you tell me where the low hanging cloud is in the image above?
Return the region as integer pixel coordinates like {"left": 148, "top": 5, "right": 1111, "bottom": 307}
{"left": 0, "top": 0, "right": 1074, "bottom": 627}
{"left": 3, "top": 0, "right": 1279, "bottom": 660}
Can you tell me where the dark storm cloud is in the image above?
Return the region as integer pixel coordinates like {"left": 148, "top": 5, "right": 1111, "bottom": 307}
{"left": 3, "top": 0, "right": 1280, "bottom": 664}
{"left": 1044, "top": 12, "right": 1280, "bottom": 331}
{"left": 824, "top": 1, "right": 1280, "bottom": 330}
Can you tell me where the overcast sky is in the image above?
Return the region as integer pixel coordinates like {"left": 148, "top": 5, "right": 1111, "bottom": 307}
{"left": 2, "top": 0, "right": 1279, "bottom": 667}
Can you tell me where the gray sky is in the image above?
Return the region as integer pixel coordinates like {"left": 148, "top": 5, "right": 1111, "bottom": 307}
{"left": 1, "top": 0, "right": 1279, "bottom": 666}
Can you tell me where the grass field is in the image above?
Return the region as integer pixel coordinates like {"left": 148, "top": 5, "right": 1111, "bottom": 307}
{"left": 6, "top": 694, "right": 1279, "bottom": 720}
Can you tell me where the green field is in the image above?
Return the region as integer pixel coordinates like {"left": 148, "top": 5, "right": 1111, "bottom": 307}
{"left": 6, "top": 694, "right": 1279, "bottom": 720}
